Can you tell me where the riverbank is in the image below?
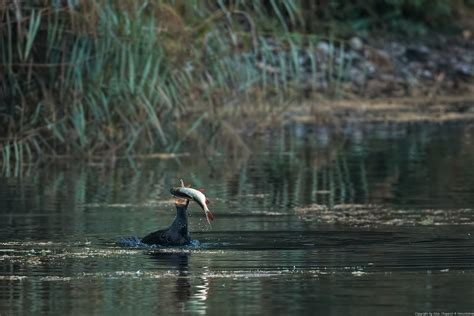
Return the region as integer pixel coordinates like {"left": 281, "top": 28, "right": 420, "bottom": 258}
{"left": 1, "top": 1, "right": 474, "bottom": 164}
{"left": 292, "top": 95, "right": 474, "bottom": 124}
{"left": 219, "top": 33, "right": 474, "bottom": 128}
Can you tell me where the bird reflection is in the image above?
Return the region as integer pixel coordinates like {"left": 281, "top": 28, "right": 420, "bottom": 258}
{"left": 146, "top": 251, "right": 210, "bottom": 314}
{"left": 147, "top": 252, "right": 192, "bottom": 303}
{"left": 188, "top": 267, "right": 210, "bottom": 315}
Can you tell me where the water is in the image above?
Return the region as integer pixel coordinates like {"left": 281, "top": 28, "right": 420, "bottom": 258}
{"left": 1, "top": 122, "right": 474, "bottom": 314}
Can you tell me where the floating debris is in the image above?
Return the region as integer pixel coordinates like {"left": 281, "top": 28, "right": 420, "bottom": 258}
{"left": 294, "top": 204, "right": 474, "bottom": 226}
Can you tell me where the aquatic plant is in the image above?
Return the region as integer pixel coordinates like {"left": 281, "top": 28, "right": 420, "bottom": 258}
{"left": 0, "top": 0, "right": 353, "bottom": 166}
{"left": 1, "top": 0, "right": 472, "bottom": 168}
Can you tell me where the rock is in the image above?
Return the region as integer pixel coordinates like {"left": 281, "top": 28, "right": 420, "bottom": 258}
{"left": 388, "top": 42, "right": 406, "bottom": 57}
{"left": 454, "top": 63, "right": 473, "bottom": 79}
{"left": 349, "top": 37, "right": 363, "bottom": 51}
{"left": 349, "top": 68, "right": 366, "bottom": 86}
{"left": 421, "top": 69, "right": 433, "bottom": 79}
{"left": 369, "top": 49, "right": 393, "bottom": 70}
{"left": 317, "top": 42, "right": 330, "bottom": 55}
{"left": 362, "top": 61, "right": 376, "bottom": 76}
{"left": 405, "top": 45, "right": 430, "bottom": 62}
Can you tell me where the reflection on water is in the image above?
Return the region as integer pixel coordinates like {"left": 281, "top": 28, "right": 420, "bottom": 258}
{"left": 1, "top": 122, "right": 474, "bottom": 314}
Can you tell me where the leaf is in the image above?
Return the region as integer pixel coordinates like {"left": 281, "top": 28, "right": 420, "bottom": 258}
{"left": 24, "top": 9, "right": 42, "bottom": 61}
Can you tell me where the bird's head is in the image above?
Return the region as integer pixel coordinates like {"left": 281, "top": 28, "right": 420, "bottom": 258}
{"left": 174, "top": 198, "right": 188, "bottom": 206}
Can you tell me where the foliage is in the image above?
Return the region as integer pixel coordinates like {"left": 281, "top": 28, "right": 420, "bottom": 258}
{"left": 0, "top": 1, "right": 299, "bottom": 161}
{"left": 299, "top": 0, "right": 473, "bottom": 36}
{"left": 1, "top": 0, "right": 472, "bottom": 167}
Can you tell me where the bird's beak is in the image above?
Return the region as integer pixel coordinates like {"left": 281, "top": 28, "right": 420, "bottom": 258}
{"left": 174, "top": 198, "right": 188, "bottom": 206}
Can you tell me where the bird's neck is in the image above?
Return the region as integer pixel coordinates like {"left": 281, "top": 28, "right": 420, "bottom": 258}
{"left": 170, "top": 205, "right": 188, "bottom": 235}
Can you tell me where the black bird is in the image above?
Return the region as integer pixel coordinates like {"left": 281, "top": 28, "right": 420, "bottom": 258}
{"left": 141, "top": 199, "right": 191, "bottom": 246}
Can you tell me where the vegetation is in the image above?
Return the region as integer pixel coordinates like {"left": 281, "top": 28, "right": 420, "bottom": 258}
{"left": 1, "top": 0, "right": 473, "bottom": 168}
{"left": 300, "top": 0, "right": 474, "bottom": 36}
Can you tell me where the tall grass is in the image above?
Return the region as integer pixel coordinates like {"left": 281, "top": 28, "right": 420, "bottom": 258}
{"left": 0, "top": 0, "right": 354, "bottom": 166}
{"left": 2, "top": 0, "right": 470, "bottom": 167}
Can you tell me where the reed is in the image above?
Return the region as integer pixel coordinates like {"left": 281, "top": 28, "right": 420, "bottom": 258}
{"left": 2, "top": 0, "right": 470, "bottom": 168}
{"left": 0, "top": 0, "right": 346, "bottom": 165}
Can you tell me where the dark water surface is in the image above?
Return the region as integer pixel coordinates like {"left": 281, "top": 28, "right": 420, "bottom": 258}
{"left": 1, "top": 122, "right": 474, "bottom": 314}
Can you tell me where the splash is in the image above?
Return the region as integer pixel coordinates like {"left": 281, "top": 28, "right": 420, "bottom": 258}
{"left": 118, "top": 236, "right": 201, "bottom": 249}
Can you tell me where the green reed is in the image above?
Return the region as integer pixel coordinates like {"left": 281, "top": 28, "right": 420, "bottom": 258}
{"left": 0, "top": 0, "right": 352, "bottom": 169}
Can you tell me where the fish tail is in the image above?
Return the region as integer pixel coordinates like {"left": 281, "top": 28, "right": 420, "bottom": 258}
{"left": 205, "top": 209, "right": 214, "bottom": 224}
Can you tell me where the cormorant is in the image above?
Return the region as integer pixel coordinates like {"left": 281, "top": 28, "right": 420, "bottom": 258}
{"left": 141, "top": 199, "right": 191, "bottom": 246}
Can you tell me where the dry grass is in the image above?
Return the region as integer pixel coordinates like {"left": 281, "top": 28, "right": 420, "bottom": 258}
{"left": 289, "top": 95, "right": 474, "bottom": 124}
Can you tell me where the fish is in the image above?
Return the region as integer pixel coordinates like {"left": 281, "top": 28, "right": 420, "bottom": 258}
{"left": 170, "top": 180, "right": 214, "bottom": 224}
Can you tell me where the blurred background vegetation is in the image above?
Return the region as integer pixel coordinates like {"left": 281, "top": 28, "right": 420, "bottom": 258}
{"left": 300, "top": 0, "right": 474, "bottom": 35}
{"left": 1, "top": 0, "right": 473, "bottom": 164}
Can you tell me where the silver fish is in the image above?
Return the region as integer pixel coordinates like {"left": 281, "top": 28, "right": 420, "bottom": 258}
{"left": 170, "top": 180, "right": 214, "bottom": 224}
